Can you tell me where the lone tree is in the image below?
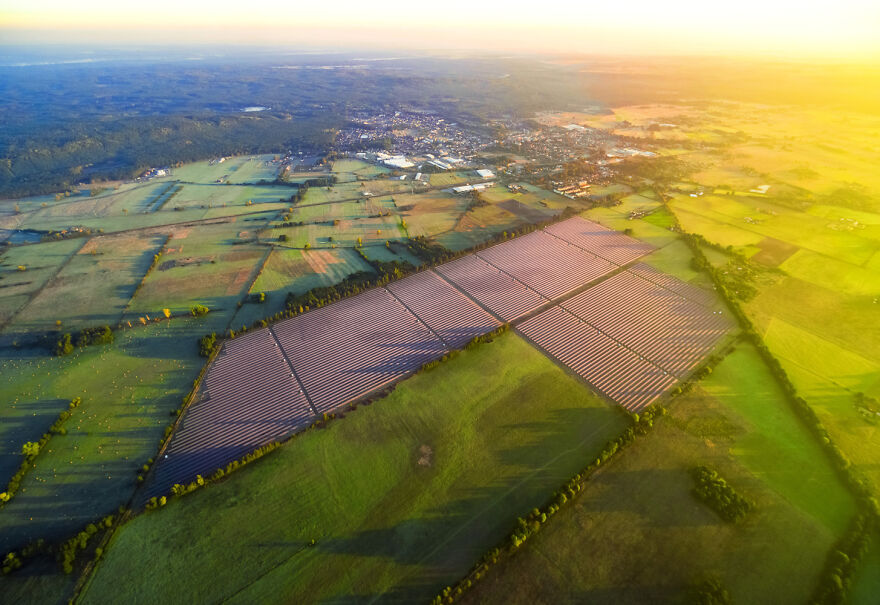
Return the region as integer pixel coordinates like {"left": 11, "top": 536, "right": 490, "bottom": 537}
{"left": 191, "top": 304, "right": 210, "bottom": 317}
{"left": 54, "top": 333, "right": 73, "bottom": 356}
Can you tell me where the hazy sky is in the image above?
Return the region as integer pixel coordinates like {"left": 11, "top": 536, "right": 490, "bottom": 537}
{"left": 2, "top": 0, "right": 879, "bottom": 59}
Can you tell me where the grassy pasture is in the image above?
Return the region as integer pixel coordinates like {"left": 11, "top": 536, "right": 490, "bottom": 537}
{"left": 124, "top": 221, "right": 267, "bottom": 330}
{"left": 331, "top": 158, "right": 389, "bottom": 178}
{"left": 428, "top": 171, "right": 476, "bottom": 188}
{"left": 672, "top": 193, "right": 878, "bottom": 266}
{"left": 460, "top": 345, "right": 854, "bottom": 605}
{"left": 395, "top": 191, "right": 467, "bottom": 239}
{"left": 160, "top": 183, "right": 293, "bottom": 214}
{"left": 582, "top": 206, "right": 678, "bottom": 249}
{"left": 170, "top": 157, "right": 251, "bottom": 183}
{"left": 224, "top": 155, "right": 281, "bottom": 184}
{"left": 300, "top": 181, "right": 365, "bottom": 205}
{"left": 0, "top": 317, "right": 207, "bottom": 553}
{"left": 81, "top": 333, "right": 628, "bottom": 604}
{"left": 0, "top": 239, "right": 85, "bottom": 327}
{"left": 231, "top": 247, "right": 372, "bottom": 327}
{"left": 12, "top": 233, "right": 164, "bottom": 333}
{"left": 780, "top": 249, "right": 880, "bottom": 296}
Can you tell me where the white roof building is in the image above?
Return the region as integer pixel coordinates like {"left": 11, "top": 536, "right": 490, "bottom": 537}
{"left": 475, "top": 169, "right": 495, "bottom": 179}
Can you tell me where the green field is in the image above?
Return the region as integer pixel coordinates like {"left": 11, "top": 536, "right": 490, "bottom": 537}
{"left": 230, "top": 247, "right": 372, "bottom": 327}
{"left": 80, "top": 333, "right": 629, "bottom": 604}
{"left": 459, "top": 344, "right": 855, "bottom": 604}
{"left": 0, "top": 317, "right": 208, "bottom": 554}
{"left": 12, "top": 232, "right": 165, "bottom": 333}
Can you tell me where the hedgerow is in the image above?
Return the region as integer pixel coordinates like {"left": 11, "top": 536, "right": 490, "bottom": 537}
{"left": 432, "top": 405, "right": 666, "bottom": 604}
{"left": 690, "top": 466, "right": 754, "bottom": 522}
{"left": 1, "top": 397, "right": 82, "bottom": 507}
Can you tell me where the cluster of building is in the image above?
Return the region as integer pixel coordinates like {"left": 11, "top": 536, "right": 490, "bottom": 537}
{"left": 335, "top": 109, "right": 492, "bottom": 161}
{"left": 552, "top": 181, "right": 592, "bottom": 199}
{"left": 138, "top": 167, "right": 171, "bottom": 180}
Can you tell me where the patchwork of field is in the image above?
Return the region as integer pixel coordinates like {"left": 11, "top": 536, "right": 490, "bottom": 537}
{"left": 13, "top": 232, "right": 165, "bottom": 333}
{"left": 458, "top": 344, "right": 856, "bottom": 605}
{"left": 80, "top": 333, "right": 629, "bottom": 605}
{"left": 150, "top": 216, "right": 726, "bottom": 490}
{"left": 0, "top": 238, "right": 85, "bottom": 328}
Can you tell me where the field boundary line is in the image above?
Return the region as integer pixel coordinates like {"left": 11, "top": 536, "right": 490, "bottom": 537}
{"left": 0, "top": 236, "right": 89, "bottom": 333}
{"left": 268, "top": 326, "right": 319, "bottom": 417}
{"left": 541, "top": 224, "right": 653, "bottom": 267}
{"left": 429, "top": 269, "right": 505, "bottom": 323}
{"left": 383, "top": 286, "right": 451, "bottom": 351}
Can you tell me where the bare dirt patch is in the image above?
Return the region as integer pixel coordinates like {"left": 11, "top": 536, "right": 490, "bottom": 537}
{"left": 417, "top": 444, "right": 433, "bottom": 467}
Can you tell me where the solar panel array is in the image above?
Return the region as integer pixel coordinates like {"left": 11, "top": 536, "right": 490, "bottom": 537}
{"left": 544, "top": 216, "right": 653, "bottom": 265}
{"left": 272, "top": 288, "right": 448, "bottom": 412}
{"left": 150, "top": 215, "right": 707, "bottom": 494}
{"left": 434, "top": 255, "right": 548, "bottom": 321}
{"left": 474, "top": 230, "right": 617, "bottom": 299}
{"left": 561, "top": 271, "right": 733, "bottom": 377}
{"left": 517, "top": 306, "right": 677, "bottom": 410}
{"left": 386, "top": 271, "right": 501, "bottom": 349}
{"left": 146, "top": 329, "right": 313, "bottom": 499}
{"left": 628, "top": 262, "right": 718, "bottom": 307}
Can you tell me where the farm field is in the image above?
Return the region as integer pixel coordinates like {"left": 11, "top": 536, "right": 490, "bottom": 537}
{"left": 459, "top": 344, "right": 855, "bottom": 605}
{"left": 230, "top": 247, "right": 371, "bottom": 328}
{"left": 0, "top": 317, "right": 208, "bottom": 554}
{"left": 80, "top": 332, "right": 629, "bottom": 605}
{"left": 577, "top": 100, "right": 880, "bottom": 502}
{"left": 123, "top": 220, "right": 268, "bottom": 326}
{"left": 148, "top": 215, "right": 726, "bottom": 491}
{"left": 12, "top": 232, "right": 165, "bottom": 333}
{"left": 224, "top": 155, "right": 282, "bottom": 184}
{"left": 0, "top": 238, "right": 85, "bottom": 328}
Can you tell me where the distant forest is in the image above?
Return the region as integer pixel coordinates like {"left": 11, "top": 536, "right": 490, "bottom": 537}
{"left": 3, "top": 49, "right": 875, "bottom": 199}
{"left": 0, "top": 52, "right": 592, "bottom": 198}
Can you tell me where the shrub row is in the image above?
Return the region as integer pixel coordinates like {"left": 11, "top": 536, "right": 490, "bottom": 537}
{"left": 128, "top": 233, "right": 172, "bottom": 303}
{"left": 150, "top": 183, "right": 183, "bottom": 212}
{"left": 682, "top": 230, "right": 877, "bottom": 512}
{"left": 0, "top": 397, "right": 82, "bottom": 507}
{"left": 53, "top": 325, "right": 114, "bottom": 356}
{"left": 691, "top": 466, "right": 754, "bottom": 523}
{"left": 670, "top": 209, "right": 879, "bottom": 604}
{"left": 419, "top": 325, "right": 512, "bottom": 372}
{"left": 145, "top": 442, "right": 282, "bottom": 510}
{"left": 59, "top": 515, "right": 116, "bottom": 574}
{"left": 432, "top": 405, "right": 667, "bottom": 604}
{"left": 811, "top": 512, "right": 876, "bottom": 605}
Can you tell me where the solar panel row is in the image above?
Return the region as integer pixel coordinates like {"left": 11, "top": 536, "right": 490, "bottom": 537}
{"left": 148, "top": 215, "right": 669, "bottom": 496}
{"left": 544, "top": 216, "right": 653, "bottom": 265}
{"left": 386, "top": 271, "right": 501, "bottom": 349}
{"left": 272, "top": 288, "right": 449, "bottom": 413}
{"left": 628, "top": 262, "right": 718, "bottom": 308}
{"left": 561, "top": 271, "right": 732, "bottom": 377}
{"left": 517, "top": 306, "right": 676, "bottom": 411}
{"left": 474, "top": 230, "right": 616, "bottom": 299}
